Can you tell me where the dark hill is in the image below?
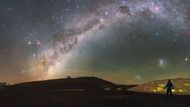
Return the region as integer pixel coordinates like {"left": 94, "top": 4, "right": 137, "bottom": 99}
{"left": 7, "top": 77, "right": 117, "bottom": 91}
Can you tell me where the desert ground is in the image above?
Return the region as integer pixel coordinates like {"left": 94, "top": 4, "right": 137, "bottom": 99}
{"left": 0, "top": 90, "right": 189, "bottom": 107}
{"left": 0, "top": 77, "right": 189, "bottom": 107}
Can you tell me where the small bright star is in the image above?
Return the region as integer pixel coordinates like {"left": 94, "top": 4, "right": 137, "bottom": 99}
{"left": 105, "top": 12, "right": 108, "bottom": 15}
{"left": 33, "top": 54, "right": 36, "bottom": 57}
{"left": 28, "top": 41, "right": 32, "bottom": 45}
{"left": 100, "top": 18, "right": 104, "bottom": 22}
{"left": 185, "top": 57, "right": 188, "bottom": 62}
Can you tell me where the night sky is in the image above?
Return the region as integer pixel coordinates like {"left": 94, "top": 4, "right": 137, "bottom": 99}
{"left": 1, "top": 0, "right": 190, "bottom": 84}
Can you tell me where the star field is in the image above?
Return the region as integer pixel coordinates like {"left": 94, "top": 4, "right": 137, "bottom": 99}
{"left": 0, "top": 0, "right": 190, "bottom": 84}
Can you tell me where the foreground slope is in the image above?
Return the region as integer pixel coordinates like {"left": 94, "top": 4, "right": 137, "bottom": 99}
{"left": 128, "top": 78, "right": 190, "bottom": 95}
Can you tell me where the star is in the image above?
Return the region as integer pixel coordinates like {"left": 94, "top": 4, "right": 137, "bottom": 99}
{"left": 185, "top": 57, "right": 188, "bottom": 62}
{"left": 28, "top": 41, "right": 32, "bottom": 45}
{"left": 1, "top": 0, "right": 190, "bottom": 84}
{"left": 105, "top": 12, "right": 108, "bottom": 15}
{"left": 33, "top": 54, "right": 36, "bottom": 58}
{"left": 100, "top": 18, "right": 104, "bottom": 22}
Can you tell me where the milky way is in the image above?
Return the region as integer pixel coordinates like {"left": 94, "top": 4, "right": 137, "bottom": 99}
{"left": 1, "top": 0, "right": 190, "bottom": 84}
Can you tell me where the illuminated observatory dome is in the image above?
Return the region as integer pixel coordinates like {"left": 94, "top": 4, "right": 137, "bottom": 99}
{"left": 128, "top": 78, "right": 190, "bottom": 95}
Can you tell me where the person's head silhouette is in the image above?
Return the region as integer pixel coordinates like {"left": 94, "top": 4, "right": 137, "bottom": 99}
{"left": 168, "top": 79, "right": 171, "bottom": 82}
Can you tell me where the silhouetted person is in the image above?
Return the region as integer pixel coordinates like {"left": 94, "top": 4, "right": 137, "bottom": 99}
{"left": 164, "top": 79, "right": 174, "bottom": 96}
